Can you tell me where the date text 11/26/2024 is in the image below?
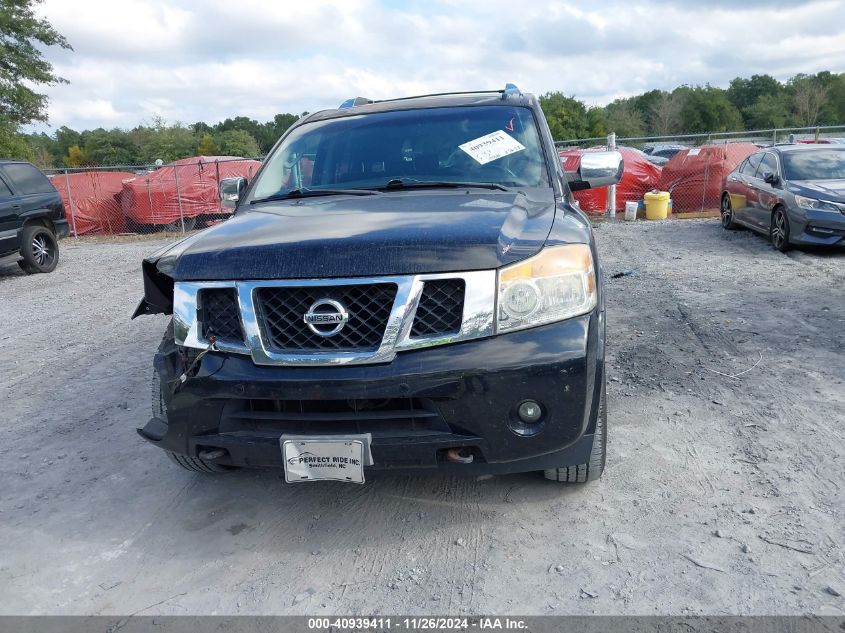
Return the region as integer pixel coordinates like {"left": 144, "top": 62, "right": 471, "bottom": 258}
{"left": 306, "top": 617, "right": 528, "bottom": 630}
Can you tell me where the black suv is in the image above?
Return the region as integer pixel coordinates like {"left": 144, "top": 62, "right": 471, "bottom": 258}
{"left": 133, "top": 85, "right": 623, "bottom": 484}
{"left": 0, "top": 160, "right": 69, "bottom": 274}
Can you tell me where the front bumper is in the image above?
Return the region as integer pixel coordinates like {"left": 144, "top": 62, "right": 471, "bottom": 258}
{"left": 140, "top": 312, "right": 605, "bottom": 475}
{"left": 791, "top": 208, "right": 845, "bottom": 246}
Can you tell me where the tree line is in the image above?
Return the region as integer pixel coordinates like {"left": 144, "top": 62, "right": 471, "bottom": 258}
{"left": 24, "top": 113, "right": 302, "bottom": 168}
{"left": 19, "top": 69, "right": 843, "bottom": 168}
{"left": 538, "top": 70, "right": 845, "bottom": 141}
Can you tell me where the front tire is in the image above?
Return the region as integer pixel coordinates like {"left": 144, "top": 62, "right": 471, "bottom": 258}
{"left": 770, "top": 206, "right": 791, "bottom": 252}
{"left": 19, "top": 225, "right": 59, "bottom": 273}
{"left": 720, "top": 194, "right": 737, "bottom": 230}
{"left": 544, "top": 378, "right": 607, "bottom": 483}
{"left": 166, "top": 451, "right": 233, "bottom": 473}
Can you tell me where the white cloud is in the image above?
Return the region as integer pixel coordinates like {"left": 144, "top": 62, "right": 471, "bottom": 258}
{"left": 27, "top": 0, "right": 845, "bottom": 132}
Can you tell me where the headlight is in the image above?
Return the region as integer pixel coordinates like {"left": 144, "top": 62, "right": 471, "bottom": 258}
{"left": 795, "top": 195, "right": 845, "bottom": 213}
{"left": 496, "top": 244, "right": 597, "bottom": 333}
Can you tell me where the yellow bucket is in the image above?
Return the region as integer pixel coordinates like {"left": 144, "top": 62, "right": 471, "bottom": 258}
{"left": 644, "top": 190, "right": 670, "bottom": 220}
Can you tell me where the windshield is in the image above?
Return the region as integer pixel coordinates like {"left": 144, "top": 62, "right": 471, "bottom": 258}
{"left": 782, "top": 150, "right": 845, "bottom": 180}
{"left": 247, "top": 105, "right": 550, "bottom": 202}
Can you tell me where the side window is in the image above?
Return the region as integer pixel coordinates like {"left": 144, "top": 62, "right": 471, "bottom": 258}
{"left": 756, "top": 153, "right": 779, "bottom": 178}
{"left": 0, "top": 175, "right": 12, "bottom": 197}
{"left": 2, "top": 163, "right": 55, "bottom": 195}
{"left": 741, "top": 153, "right": 763, "bottom": 177}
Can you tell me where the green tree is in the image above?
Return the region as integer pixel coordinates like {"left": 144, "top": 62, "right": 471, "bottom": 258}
{"left": 135, "top": 119, "right": 195, "bottom": 163}
{"left": 52, "top": 125, "right": 81, "bottom": 161}
{"left": 648, "top": 91, "right": 685, "bottom": 135}
{"left": 585, "top": 107, "right": 606, "bottom": 137}
{"left": 538, "top": 92, "right": 591, "bottom": 140}
{"left": 603, "top": 99, "right": 646, "bottom": 137}
{"left": 0, "top": 0, "right": 72, "bottom": 126}
{"left": 0, "top": 118, "right": 31, "bottom": 158}
{"left": 214, "top": 115, "right": 273, "bottom": 151}
{"left": 63, "top": 144, "right": 89, "bottom": 167}
{"left": 265, "top": 112, "right": 298, "bottom": 149}
{"left": 30, "top": 144, "right": 51, "bottom": 168}
{"left": 788, "top": 74, "right": 829, "bottom": 126}
{"left": 727, "top": 75, "right": 782, "bottom": 111}
{"left": 818, "top": 73, "right": 845, "bottom": 125}
{"left": 743, "top": 93, "right": 793, "bottom": 129}
{"left": 80, "top": 128, "right": 137, "bottom": 165}
{"left": 677, "top": 85, "right": 743, "bottom": 133}
{"left": 197, "top": 132, "right": 218, "bottom": 155}
{"left": 215, "top": 129, "right": 260, "bottom": 157}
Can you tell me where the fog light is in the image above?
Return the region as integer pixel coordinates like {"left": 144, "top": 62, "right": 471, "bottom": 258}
{"left": 517, "top": 400, "right": 543, "bottom": 424}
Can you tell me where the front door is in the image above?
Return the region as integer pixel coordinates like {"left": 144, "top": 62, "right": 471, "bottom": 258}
{"left": 729, "top": 153, "right": 763, "bottom": 226}
{"left": 748, "top": 152, "right": 782, "bottom": 230}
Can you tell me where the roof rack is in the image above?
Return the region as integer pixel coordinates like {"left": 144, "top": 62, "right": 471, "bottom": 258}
{"left": 338, "top": 96, "right": 374, "bottom": 109}
{"left": 501, "top": 83, "right": 522, "bottom": 99}
{"left": 336, "top": 84, "right": 523, "bottom": 109}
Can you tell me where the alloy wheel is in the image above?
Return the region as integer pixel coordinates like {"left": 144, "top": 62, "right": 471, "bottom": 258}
{"left": 32, "top": 234, "right": 55, "bottom": 267}
{"left": 720, "top": 195, "right": 732, "bottom": 228}
{"left": 771, "top": 210, "right": 786, "bottom": 250}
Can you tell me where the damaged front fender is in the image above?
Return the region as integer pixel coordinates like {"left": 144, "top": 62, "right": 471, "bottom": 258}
{"left": 131, "top": 257, "right": 175, "bottom": 318}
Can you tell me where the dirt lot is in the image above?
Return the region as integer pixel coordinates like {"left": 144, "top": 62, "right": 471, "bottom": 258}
{"left": 1, "top": 219, "right": 843, "bottom": 616}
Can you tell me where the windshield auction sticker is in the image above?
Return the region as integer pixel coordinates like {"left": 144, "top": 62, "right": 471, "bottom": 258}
{"left": 459, "top": 130, "right": 526, "bottom": 165}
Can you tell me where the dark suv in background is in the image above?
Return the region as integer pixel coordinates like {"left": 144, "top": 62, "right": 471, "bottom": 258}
{"left": 0, "top": 160, "right": 69, "bottom": 273}
{"left": 133, "top": 85, "right": 623, "bottom": 485}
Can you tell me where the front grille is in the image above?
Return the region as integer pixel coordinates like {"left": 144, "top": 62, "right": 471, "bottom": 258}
{"left": 411, "top": 279, "right": 465, "bottom": 337}
{"left": 256, "top": 284, "right": 397, "bottom": 352}
{"left": 200, "top": 288, "right": 243, "bottom": 342}
{"left": 221, "top": 398, "right": 450, "bottom": 436}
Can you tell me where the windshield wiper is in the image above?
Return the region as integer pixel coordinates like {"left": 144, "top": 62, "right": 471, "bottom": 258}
{"left": 250, "top": 187, "right": 379, "bottom": 205}
{"left": 380, "top": 178, "right": 510, "bottom": 192}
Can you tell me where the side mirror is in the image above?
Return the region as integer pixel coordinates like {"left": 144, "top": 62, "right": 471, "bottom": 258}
{"left": 564, "top": 151, "right": 624, "bottom": 191}
{"left": 763, "top": 172, "right": 779, "bottom": 185}
{"left": 220, "top": 177, "right": 247, "bottom": 208}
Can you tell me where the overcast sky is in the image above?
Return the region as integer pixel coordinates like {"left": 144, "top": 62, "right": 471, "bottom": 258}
{"left": 29, "top": 0, "right": 845, "bottom": 133}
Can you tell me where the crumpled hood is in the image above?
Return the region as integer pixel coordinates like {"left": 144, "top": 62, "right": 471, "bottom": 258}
{"left": 788, "top": 179, "right": 845, "bottom": 202}
{"left": 148, "top": 190, "right": 557, "bottom": 280}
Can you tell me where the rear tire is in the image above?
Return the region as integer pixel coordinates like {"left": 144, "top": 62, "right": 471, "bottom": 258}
{"left": 720, "top": 194, "right": 737, "bottom": 230}
{"left": 19, "top": 225, "right": 59, "bottom": 273}
{"left": 770, "top": 206, "right": 791, "bottom": 252}
{"left": 166, "top": 451, "right": 233, "bottom": 473}
{"left": 544, "top": 377, "right": 607, "bottom": 483}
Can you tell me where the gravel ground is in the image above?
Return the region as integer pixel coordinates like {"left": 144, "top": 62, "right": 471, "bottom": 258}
{"left": 0, "top": 219, "right": 843, "bottom": 616}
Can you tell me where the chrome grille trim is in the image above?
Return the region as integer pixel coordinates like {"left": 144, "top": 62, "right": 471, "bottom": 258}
{"left": 173, "top": 271, "right": 495, "bottom": 366}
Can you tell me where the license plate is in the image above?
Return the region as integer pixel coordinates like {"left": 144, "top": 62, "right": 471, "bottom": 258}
{"left": 282, "top": 439, "right": 365, "bottom": 484}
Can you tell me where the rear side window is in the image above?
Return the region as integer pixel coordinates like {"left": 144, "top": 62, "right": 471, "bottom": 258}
{"left": 2, "top": 163, "right": 55, "bottom": 195}
{"left": 0, "top": 176, "right": 12, "bottom": 197}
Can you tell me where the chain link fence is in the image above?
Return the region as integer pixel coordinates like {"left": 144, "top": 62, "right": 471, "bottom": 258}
{"left": 44, "top": 156, "right": 262, "bottom": 238}
{"left": 42, "top": 124, "right": 845, "bottom": 235}
{"left": 555, "top": 125, "right": 845, "bottom": 216}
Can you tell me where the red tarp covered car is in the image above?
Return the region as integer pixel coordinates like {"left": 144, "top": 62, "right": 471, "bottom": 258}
{"left": 121, "top": 156, "right": 261, "bottom": 229}
{"left": 657, "top": 143, "right": 758, "bottom": 212}
{"left": 559, "top": 147, "right": 662, "bottom": 214}
{"left": 50, "top": 171, "right": 135, "bottom": 236}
